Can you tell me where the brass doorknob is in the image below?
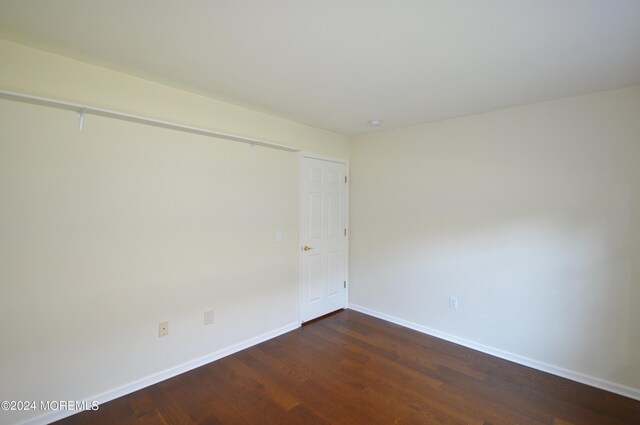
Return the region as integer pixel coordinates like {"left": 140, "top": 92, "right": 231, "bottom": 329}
{"left": 303, "top": 245, "right": 313, "bottom": 251}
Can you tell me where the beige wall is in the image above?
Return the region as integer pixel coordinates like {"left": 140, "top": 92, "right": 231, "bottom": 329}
{"left": 0, "top": 40, "right": 349, "bottom": 425}
{"left": 349, "top": 85, "right": 640, "bottom": 395}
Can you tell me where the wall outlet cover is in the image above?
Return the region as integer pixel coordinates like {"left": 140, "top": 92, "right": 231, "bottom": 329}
{"left": 449, "top": 297, "right": 459, "bottom": 310}
{"left": 159, "top": 321, "right": 169, "bottom": 337}
{"left": 204, "top": 310, "right": 215, "bottom": 326}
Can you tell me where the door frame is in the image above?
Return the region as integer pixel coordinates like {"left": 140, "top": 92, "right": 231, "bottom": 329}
{"left": 298, "top": 152, "right": 350, "bottom": 324}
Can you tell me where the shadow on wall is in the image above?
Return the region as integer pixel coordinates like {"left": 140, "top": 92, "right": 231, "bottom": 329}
{"left": 355, "top": 195, "right": 636, "bottom": 385}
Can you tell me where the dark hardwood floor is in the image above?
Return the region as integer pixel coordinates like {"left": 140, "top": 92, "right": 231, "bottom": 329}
{"left": 56, "top": 309, "right": 640, "bottom": 424}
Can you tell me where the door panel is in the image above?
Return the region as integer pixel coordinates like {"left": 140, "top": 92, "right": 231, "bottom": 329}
{"left": 300, "top": 156, "right": 347, "bottom": 322}
{"left": 307, "top": 254, "right": 322, "bottom": 302}
{"left": 327, "top": 193, "right": 340, "bottom": 237}
{"left": 308, "top": 193, "right": 322, "bottom": 239}
{"left": 327, "top": 251, "right": 340, "bottom": 296}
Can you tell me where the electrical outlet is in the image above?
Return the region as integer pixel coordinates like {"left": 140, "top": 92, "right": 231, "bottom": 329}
{"left": 449, "top": 296, "right": 459, "bottom": 310}
{"left": 159, "top": 321, "right": 169, "bottom": 337}
{"left": 276, "top": 230, "right": 283, "bottom": 242}
{"left": 204, "top": 309, "right": 215, "bottom": 326}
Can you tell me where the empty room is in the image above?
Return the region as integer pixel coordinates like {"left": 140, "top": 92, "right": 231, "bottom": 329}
{"left": 1, "top": 1, "right": 639, "bottom": 424}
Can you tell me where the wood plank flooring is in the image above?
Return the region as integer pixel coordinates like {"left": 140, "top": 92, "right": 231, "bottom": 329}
{"left": 56, "top": 309, "right": 640, "bottom": 424}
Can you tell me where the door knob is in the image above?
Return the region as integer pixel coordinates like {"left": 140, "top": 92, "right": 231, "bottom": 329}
{"left": 303, "top": 245, "right": 313, "bottom": 251}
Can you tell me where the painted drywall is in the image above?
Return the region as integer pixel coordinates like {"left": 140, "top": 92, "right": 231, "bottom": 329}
{"left": 0, "top": 40, "right": 350, "bottom": 158}
{"left": 0, "top": 41, "right": 349, "bottom": 425}
{"left": 349, "top": 85, "right": 640, "bottom": 395}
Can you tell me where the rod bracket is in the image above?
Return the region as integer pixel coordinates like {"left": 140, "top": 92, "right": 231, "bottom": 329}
{"left": 78, "top": 108, "right": 87, "bottom": 130}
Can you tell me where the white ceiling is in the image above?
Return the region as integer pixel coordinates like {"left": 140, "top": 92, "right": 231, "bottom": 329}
{"left": 1, "top": 1, "right": 640, "bottom": 135}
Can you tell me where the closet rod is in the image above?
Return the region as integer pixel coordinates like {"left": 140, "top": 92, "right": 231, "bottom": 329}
{"left": 0, "top": 89, "right": 299, "bottom": 152}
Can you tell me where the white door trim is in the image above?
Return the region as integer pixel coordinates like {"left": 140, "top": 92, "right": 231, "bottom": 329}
{"left": 298, "top": 152, "right": 349, "bottom": 323}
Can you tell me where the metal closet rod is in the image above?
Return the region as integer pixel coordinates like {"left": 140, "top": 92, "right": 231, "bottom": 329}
{"left": 0, "top": 89, "right": 299, "bottom": 152}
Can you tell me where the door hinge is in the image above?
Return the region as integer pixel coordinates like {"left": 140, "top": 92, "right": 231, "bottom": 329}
{"left": 344, "top": 281, "right": 347, "bottom": 288}
{"left": 345, "top": 176, "right": 348, "bottom": 184}
{"left": 344, "top": 228, "right": 347, "bottom": 236}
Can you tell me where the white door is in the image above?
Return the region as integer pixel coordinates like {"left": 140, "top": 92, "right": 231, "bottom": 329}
{"left": 299, "top": 156, "right": 348, "bottom": 322}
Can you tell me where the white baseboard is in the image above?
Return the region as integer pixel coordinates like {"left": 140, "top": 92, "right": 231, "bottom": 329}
{"left": 348, "top": 304, "right": 640, "bottom": 401}
{"left": 18, "top": 321, "right": 300, "bottom": 425}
